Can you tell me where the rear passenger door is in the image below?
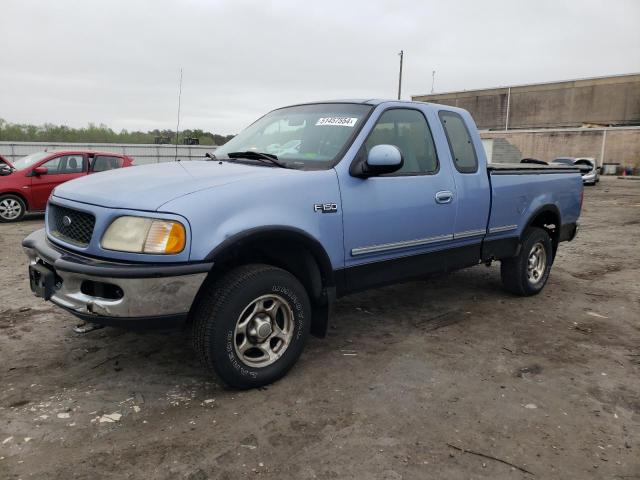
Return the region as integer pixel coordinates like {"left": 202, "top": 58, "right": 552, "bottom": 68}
{"left": 340, "top": 107, "right": 457, "bottom": 291}
{"left": 438, "top": 110, "right": 491, "bottom": 267}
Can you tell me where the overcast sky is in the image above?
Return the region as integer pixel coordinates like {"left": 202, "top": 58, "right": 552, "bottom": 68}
{"left": 1, "top": 0, "right": 638, "bottom": 135}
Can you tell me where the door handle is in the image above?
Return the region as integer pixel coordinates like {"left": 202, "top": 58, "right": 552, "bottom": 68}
{"left": 435, "top": 190, "right": 453, "bottom": 204}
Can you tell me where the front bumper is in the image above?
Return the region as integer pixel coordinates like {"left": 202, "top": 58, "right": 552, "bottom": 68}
{"left": 23, "top": 229, "right": 212, "bottom": 327}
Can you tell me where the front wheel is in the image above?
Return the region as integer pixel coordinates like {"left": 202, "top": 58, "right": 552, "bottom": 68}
{"left": 191, "top": 264, "right": 311, "bottom": 389}
{"left": 500, "top": 227, "right": 553, "bottom": 296}
{"left": 0, "top": 194, "right": 26, "bottom": 222}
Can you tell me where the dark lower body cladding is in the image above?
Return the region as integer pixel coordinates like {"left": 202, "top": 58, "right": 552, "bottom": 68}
{"left": 23, "top": 228, "right": 212, "bottom": 328}
{"left": 334, "top": 223, "right": 577, "bottom": 295}
{"left": 336, "top": 243, "right": 484, "bottom": 294}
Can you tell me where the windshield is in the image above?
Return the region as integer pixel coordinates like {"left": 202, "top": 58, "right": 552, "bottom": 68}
{"left": 214, "top": 103, "right": 373, "bottom": 169}
{"left": 11, "top": 151, "right": 50, "bottom": 171}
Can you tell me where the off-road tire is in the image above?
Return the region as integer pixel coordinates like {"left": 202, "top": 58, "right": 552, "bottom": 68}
{"left": 191, "top": 264, "right": 311, "bottom": 389}
{"left": 0, "top": 194, "right": 26, "bottom": 223}
{"left": 500, "top": 227, "right": 553, "bottom": 296}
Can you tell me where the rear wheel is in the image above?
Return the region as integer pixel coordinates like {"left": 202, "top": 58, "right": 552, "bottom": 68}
{"left": 500, "top": 227, "right": 553, "bottom": 296}
{"left": 191, "top": 264, "right": 311, "bottom": 389}
{"left": 0, "top": 194, "right": 26, "bottom": 222}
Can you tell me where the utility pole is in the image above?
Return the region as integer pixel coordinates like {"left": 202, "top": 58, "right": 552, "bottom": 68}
{"left": 505, "top": 86, "right": 511, "bottom": 131}
{"left": 175, "top": 68, "right": 183, "bottom": 161}
{"left": 397, "top": 50, "right": 404, "bottom": 100}
{"left": 431, "top": 70, "right": 436, "bottom": 94}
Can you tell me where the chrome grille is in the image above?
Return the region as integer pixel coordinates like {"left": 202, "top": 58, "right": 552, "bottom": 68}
{"left": 48, "top": 204, "right": 95, "bottom": 247}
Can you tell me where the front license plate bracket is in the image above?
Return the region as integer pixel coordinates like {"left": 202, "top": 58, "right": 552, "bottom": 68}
{"left": 29, "top": 263, "right": 55, "bottom": 300}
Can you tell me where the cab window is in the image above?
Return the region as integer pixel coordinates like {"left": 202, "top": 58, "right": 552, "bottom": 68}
{"left": 438, "top": 111, "right": 478, "bottom": 173}
{"left": 364, "top": 108, "right": 438, "bottom": 175}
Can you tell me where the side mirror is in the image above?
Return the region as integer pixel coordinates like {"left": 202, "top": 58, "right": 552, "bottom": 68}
{"left": 352, "top": 144, "right": 403, "bottom": 178}
{"left": 0, "top": 165, "right": 11, "bottom": 176}
{"left": 33, "top": 166, "right": 48, "bottom": 176}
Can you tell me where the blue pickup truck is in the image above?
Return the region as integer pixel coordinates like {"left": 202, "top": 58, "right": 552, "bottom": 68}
{"left": 23, "top": 100, "right": 583, "bottom": 388}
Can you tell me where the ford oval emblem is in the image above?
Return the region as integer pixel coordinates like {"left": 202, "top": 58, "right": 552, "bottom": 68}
{"left": 62, "top": 215, "right": 72, "bottom": 227}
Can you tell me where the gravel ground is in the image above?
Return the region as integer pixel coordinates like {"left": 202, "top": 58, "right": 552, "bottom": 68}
{"left": 1, "top": 176, "right": 639, "bottom": 479}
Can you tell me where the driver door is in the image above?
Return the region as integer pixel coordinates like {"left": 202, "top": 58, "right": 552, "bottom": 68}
{"left": 339, "top": 107, "right": 457, "bottom": 292}
{"left": 30, "top": 154, "right": 87, "bottom": 210}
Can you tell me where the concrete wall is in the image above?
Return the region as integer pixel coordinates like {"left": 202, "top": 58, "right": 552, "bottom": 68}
{"left": 413, "top": 73, "right": 640, "bottom": 130}
{"left": 481, "top": 127, "right": 640, "bottom": 168}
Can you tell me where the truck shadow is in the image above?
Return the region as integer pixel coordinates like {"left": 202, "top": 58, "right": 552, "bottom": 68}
{"left": 71, "top": 265, "right": 506, "bottom": 386}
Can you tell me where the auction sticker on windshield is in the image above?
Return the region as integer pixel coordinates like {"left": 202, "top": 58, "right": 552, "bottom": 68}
{"left": 315, "top": 117, "right": 358, "bottom": 127}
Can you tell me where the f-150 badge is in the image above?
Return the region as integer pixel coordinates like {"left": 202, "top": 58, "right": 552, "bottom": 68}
{"left": 314, "top": 203, "right": 338, "bottom": 213}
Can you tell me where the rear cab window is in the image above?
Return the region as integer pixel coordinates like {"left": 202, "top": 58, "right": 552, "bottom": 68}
{"left": 438, "top": 111, "right": 478, "bottom": 173}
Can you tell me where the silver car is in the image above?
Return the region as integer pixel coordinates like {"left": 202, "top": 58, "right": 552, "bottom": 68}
{"left": 552, "top": 157, "right": 600, "bottom": 185}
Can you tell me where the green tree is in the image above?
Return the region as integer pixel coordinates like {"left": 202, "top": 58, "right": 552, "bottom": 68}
{"left": 0, "top": 120, "right": 235, "bottom": 145}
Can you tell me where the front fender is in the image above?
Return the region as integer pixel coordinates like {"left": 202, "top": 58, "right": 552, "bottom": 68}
{"left": 159, "top": 169, "right": 345, "bottom": 270}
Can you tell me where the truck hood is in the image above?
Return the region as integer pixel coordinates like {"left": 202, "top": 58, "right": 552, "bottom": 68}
{"left": 53, "top": 161, "right": 291, "bottom": 211}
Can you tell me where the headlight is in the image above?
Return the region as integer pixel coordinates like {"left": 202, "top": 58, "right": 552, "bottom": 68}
{"left": 101, "top": 216, "right": 186, "bottom": 254}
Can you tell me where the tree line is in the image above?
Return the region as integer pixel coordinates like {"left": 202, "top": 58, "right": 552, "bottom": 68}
{"left": 0, "top": 119, "right": 235, "bottom": 146}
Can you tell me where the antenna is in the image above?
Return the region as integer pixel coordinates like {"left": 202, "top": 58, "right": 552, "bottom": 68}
{"left": 397, "top": 50, "right": 404, "bottom": 100}
{"left": 175, "top": 68, "right": 183, "bottom": 161}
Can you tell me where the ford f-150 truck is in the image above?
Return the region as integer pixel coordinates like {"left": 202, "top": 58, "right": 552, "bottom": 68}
{"left": 23, "top": 100, "right": 582, "bottom": 388}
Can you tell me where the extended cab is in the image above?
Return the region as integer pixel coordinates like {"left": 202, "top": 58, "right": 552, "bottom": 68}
{"left": 0, "top": 150, "right": 133, "bottom": 222}
{"left": 23, "top": 101, "right": 582, "bottom": 388}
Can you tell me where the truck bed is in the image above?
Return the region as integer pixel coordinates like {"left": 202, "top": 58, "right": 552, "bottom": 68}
{"left": 486, "top": 162, "right": 583, "bottom": 243}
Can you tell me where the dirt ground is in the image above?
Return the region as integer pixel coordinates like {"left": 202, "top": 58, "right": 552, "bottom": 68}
{"left": 1, "top": 176, "right": 639, "bottom": 479}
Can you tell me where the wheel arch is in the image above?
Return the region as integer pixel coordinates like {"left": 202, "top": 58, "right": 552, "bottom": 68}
{"left": 522, "top": 204, "right": 561, "bottom": 255}
{"left": 0, "top": 190, "right": 30, "bottom": 210}
{"left": 196, "top": 226, "right": 336, "bottom": 337}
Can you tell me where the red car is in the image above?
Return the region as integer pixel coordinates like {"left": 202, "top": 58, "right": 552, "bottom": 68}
{"left": 0, "top": 150, "right": 133, "bottom": 222}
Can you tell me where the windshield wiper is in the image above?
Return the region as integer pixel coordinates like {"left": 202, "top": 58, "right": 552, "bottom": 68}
{"left": 226, "top": 151, "right": 289, "bottom": 169}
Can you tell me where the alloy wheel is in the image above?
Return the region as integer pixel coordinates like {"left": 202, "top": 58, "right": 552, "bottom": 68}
{"left": 0, "top": 198, "right": 22, "bottom": 220}
{"left": 233, "top": 294, "right": 294, "bottom": 368}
